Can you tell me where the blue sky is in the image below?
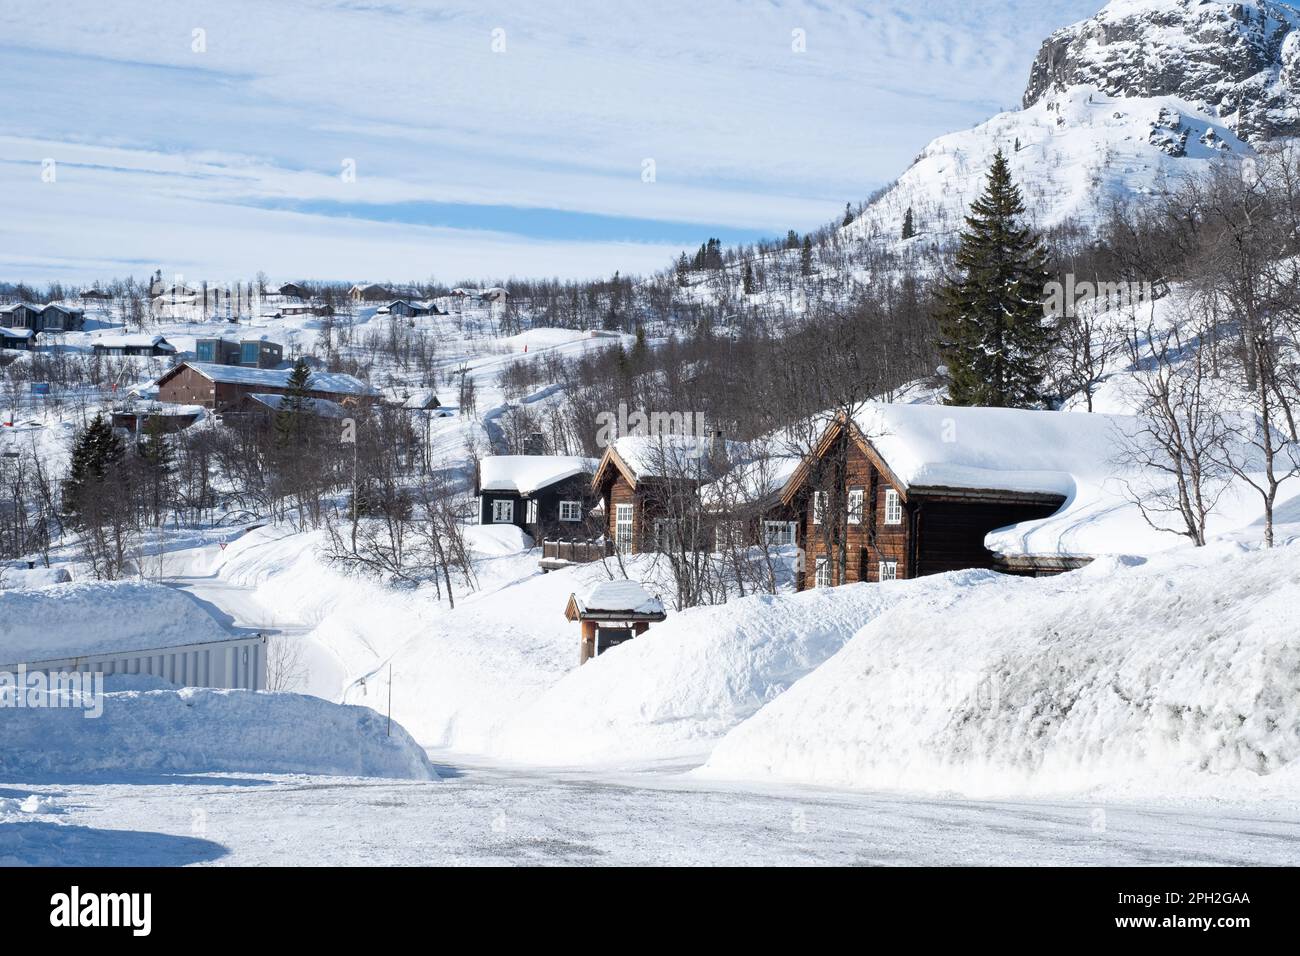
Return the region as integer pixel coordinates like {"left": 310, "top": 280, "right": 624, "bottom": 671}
{"left": 0, "top": 0, "right": 1104, "bottom": 283}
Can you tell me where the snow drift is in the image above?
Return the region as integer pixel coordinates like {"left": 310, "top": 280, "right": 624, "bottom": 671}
{"left": 0, "top": 580, "right": 231, "bottom": 664}
{"left": 0, "top": 678, "right": 436, "bottom": 781}
{"left": 494, "top": 570, "right": 1002, "bottom": 765}
{"left": 700, "top": 542, "right": 1300, "bottom": 798}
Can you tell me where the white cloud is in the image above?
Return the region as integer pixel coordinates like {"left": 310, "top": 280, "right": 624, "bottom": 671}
{"left": 0, "top": 0, "right": 1104, "bottom": 281}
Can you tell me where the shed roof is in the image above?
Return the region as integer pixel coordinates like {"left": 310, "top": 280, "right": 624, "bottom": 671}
{"left": 565, "top": 580, "right": 667, "bottom": 621}
{"left": 166, "top": 362, "right": 377, "bottom": 396}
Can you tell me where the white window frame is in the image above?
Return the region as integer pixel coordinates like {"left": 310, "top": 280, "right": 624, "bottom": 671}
{"left": 558, "top": 500, "right": 582, "bottom": 522}
{"left": 615, "top": 503, "right": 634, "bottom": 553}
{"left": 491, "top": 499, "right": 514, "bottom": 524}
{"left": 526, "top": 499, "right": 538, "bottom": 524}
{"left": 814, "top": 556, "right": 831, "bottom": 588}
{"left": 884, "top": 489, "right": 903, "bottom": 525}
{"left": 847, "top": 488, "right": 864, "bottom": 525}
{"left": 812, "top": 491, "right": 826, "bottom": 525}
{"left": 878, "top": 560, "right": 898, "bottom": 581}
{"left": 763, "top": 521, "right": 797, "bottom": 547}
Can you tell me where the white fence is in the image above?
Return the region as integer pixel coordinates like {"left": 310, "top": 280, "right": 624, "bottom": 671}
{"left": 3, "top": 633, "right": 268, "bottom": 690}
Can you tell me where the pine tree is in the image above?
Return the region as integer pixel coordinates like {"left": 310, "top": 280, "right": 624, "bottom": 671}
{"left": 901, "top": 206, "right": 916, "bottom": 240}
{"left": 800, "top": 235, "right": 814, "bottom": 277}
{"left": 742, "top": 261, "right": 755, "bottom": 295}
{"left": 137, "top": 416, "right": 174, "bottom": 525}
{"left": 936, "top": 150, "right": 1052, "bottom": 408}
{"left": 785, "top": 229, "right": 800, "bottom": 250}
{"left": 63, "top": 413, "right": 125, "bottom": 520}
{"left": 842, "top": 202, "right": 854, "bottom": 227}
{"left": 274, "top": 358, "right": 315, "bottom": 447}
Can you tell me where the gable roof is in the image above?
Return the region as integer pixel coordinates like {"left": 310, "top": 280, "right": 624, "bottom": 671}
{"left": 479, "top": 455, "right": 599, "bottom": 495}
{"left": 243, "top": 392, "right": 349, "bottom": 418}
{"left": 780, "top": 402, "right": 1142, "bottom": 506}
{"left": 160, "top": 362, "right": 377, "bottom": 396}
{"left": 564, "top": 580, "right": 667, "bottom": 621}
{"left": 592, "top": 435, "right": 735, "bottom": 492}
{"left": 92, "top": 334, "right": 175, "bottom": 351}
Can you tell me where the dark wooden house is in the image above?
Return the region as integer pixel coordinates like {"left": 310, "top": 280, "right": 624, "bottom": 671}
{"left": 91, "top": 334, "right": 177, "bottom": 357}
{"left": 781, "top": 405, "right": 1089, "bottom": 590}
{"left": 477, "top": 455, "right": 600, "bottom": 539}
{"left": 0, "top": 302, "right": 85, "bottom": 334}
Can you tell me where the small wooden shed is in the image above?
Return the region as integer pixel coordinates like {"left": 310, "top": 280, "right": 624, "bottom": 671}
{"left": 565, "top": 580, "right": 666, "bottom": 664}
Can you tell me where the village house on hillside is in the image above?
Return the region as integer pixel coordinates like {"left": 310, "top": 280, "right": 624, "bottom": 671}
{"left": 0, "top": 302, "right": 85, "bottom": 334}
{"left": 195, "top": 335, "right": 284, "bottom": 369}
{"left": 477, "top": 455, "right": 600, "bottom": 538}
{"left": 91, "top": 334, "right": 177, "bottom": 358}
{"left": 349, "top": 283, "right": 391, "bottom": 302}
{"left": 154, "top": 362, "right": 378, "bottom": 412}
{"left": 780, "top": 403, "right": 1139, "bottom": 589}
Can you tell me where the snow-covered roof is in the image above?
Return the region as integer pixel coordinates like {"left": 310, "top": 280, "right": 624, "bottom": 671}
{"left": 0, "top": 327, "right": 34, "bottom": 339}
{"left": 244, "top": 393, "right": 349, "bottom": 418}
{"left": 480, "top": 455, "right": 598, "bottom": 495}
{"left": 573, "top": 580, "right": 665, "bottom": 616}
{"left": 177, "top": 362, "right": 377, "bottom": 396}
{"left": 93, "top": 334, "right": 175, "bottom": 350}
{"left": 848, "top": 402, "right": 1138, "bottom": 497}
{"left": 700, "top": 453, "right": 803, "bottom": 509}
{"left": 609, "top": 435, "right": 735, "bottom": 482}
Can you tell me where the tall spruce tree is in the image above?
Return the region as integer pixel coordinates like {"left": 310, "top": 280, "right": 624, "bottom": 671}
{"left": 901, "top": 206, "right": 916, "bottom": 240}
{"left": 63, "top": 413, "right": 125, "bottom": 521}
{"left": 274, "top": 358, "right": 315, "bottom": 447}
{"left": 800, "top": 235, "right": 814, "bottom": 276}
{"left": 937, "top": 149, "right": 1052, "bottom": 407}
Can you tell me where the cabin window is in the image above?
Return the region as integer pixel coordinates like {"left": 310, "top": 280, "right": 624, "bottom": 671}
{"left": 878, "top": 560, "right": 898, "bottom": 581}
{"left": 615, "top": 504, "right": 634, "bottom": 552}
{"left": 526, "top": 499, "right": 538, "bottom": 524}
{"left": 763, "top": 521, "right": 797, "bottom": 547}
{"left": 559, "top": 500, "right": 582, "bottom": 522}
{"left": 884, "top": 489, "right": 903, "bottom": 525}
{"left": 491, "top": 499, "right": 514, "bottom": 523}
{"left": 847, "top": 488, "right": 864, "bottom": 525}
{"left": 812, "top": 491, "right": 826, "bottom": 525}
{"left": 814, "top": 557, "right": 831, "bottom": 588}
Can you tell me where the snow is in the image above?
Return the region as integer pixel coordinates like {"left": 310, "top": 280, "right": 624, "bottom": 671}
{"left": 853, "top": 401, "right": 1136, "bottom": 496}
{"left": 497, "top": 570, "right": 998, "bottom": 765}
{"left": 700, "top": 542, "right": 1300, "bottom": 800}
{"left": 478, "top": 455, "right": 597, "bottom": 495}
{"left": 0, "top": 580, "right": 234, "bottom": 664}
{"left": 92, "top": 333, "right": 174, "bottom": 350}
{"left": 464, "top": 524, "right": 534, "bottom": 556}
{"left": 611, "top": 434, "right": 728, "bottom": 480}
{"left": 245, "top": 392, "right": 349, "bottom": 418}
{"left": 573, "top": 579, "right": 664, "bottom": 615}
{"left": 0, "top": 678, "right": 436, "bottom": 781}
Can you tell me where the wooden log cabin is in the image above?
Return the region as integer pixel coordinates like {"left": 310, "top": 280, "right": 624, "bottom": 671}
{"left": 781, "top": 403, "right": 1107, "bottom": 589}
{"left": 591, "top": 436, "right": 726, "bottom": 553}
{"left": 154, "top": 362, "right": 378, "bottom": 412}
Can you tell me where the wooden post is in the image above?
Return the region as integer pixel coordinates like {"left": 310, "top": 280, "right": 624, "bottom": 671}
{"left": 580, "top": 620, "right": 597, "bottom": 665}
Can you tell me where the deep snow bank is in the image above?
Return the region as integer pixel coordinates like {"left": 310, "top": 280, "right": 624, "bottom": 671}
{"left": 1, "top": 679, "right": 436, "bottom": 780}
{"left": 0, "top": 580, "right": 230, "bottom": 664}
{"left": 700, "top": 542, "right": 1300, "bottom": 798}
{"left": 494, "top": 570, "right": 1002, "bottom": 765}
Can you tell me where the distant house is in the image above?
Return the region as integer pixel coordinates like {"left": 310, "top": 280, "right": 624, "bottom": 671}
{"left": 481, "top": 287, "right": 510, "bottom": 303}
{"left": 0, "top": 302, "right": 84, "bottom": 334}
{"left": 778, "top": 403, "right": 1128, "bottom": 589}
{"left": 349, "top": 283, "right": 391, "bottom": 302}
{"left": 0, "top": 328, "right": 34, "bottom": 351}
{"left": 110, "top": 402, "right": 204, "bottom": 433}
{"left": 273, "top": 282, "right": 311, "bottom": 299}
{"left": 91, "top": 334, "right": 177, "bottom": 358}
{"left": 477, "top": 455, "right": 600, "bottom": 538}
{"left": 79, "top": 288, "right": 113, "bottom": 301}
{"left": 194, "top": 336, "right": 283, "bottom": 369}
{"left": 378, "top": 299, "right": 434, "bottom": 318}
{"left": 225, "top": 392, "right": 351, "bottom": 428}
{"left": 155, "top": 362, "right": 379, "bottom": 412}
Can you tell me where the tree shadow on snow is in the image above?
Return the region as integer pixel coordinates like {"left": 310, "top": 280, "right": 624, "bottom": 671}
{"left": 0, "top": 821, "right": 228, "bottom": 866}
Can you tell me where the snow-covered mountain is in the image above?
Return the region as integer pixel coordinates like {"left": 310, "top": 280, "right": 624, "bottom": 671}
{"left": 846, "top": 0, "right": 1284, "bottom": 247}
{"left": 1024, "top": 0, "right": 1300, "bottom": 145}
